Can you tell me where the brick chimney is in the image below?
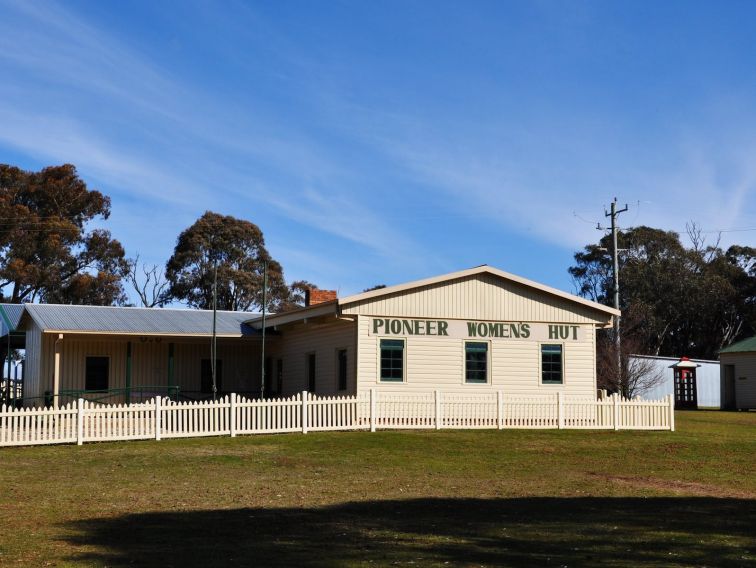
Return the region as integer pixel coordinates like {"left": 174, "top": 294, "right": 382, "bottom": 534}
{"left": 305, "top": 288, "right": 337, "bottom": 306}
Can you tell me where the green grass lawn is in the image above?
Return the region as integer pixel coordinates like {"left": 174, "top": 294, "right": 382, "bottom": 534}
{"left": 1, "top": 411, "right": 754, "bottom": 567}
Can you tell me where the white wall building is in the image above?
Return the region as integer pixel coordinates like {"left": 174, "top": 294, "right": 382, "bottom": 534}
{"left": 254, "top": 265, "right": 618, "bottom": 399}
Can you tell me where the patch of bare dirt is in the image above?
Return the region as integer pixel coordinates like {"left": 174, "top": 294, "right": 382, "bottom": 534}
{"left": 587, "top": 472, "right": 755, "bottom": 498}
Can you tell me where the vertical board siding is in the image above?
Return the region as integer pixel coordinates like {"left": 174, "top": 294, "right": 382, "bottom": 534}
{"left": 27, "top": 335, "right": 260, "bottom": 404}
{"left": 342, "top": 274, "right": 611, "bottom": 324}
{"left": 266, "top": 320, "right": 357, "bottom": 397}
{"left": 172, "top": 341, "right": 260, "bottom": 394}
{"left": 59, "top": 338, "right": 128, "bottom": 392}
{"left": 131, "top": 341, "right": 169, "bottom": 388}
{"left": 23, "top": 321, "right": 43, "bottom": 403}
{"left": 357, "top": 316, "right": 597, "bottom": 397}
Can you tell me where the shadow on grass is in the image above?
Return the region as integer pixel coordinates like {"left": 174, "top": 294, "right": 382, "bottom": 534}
{"left": 63, "top": 497, "right": 755, "bottom": 567}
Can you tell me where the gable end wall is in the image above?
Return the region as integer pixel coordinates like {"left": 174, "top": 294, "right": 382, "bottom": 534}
{"left": 340, "top": 273, "right": 611, "bottom": 325}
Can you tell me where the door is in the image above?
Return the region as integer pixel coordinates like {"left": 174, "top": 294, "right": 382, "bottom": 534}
{"left": 723, "top": 365, "right": 736, "bottom": 410}
{"left": 674, "top": 368, "right": 697, "bottom": 409}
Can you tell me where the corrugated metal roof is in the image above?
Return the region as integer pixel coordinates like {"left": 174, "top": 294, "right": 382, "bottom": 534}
{"left": 22, "top": 304, "right": 260, "bottom": 336}
{"left": 0, "top": 303, "right": 26, "bottom": 335}
{"left": 720, "top": 336, "right": 756, "bottom": 354}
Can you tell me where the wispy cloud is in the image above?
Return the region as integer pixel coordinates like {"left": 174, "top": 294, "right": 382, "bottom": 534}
{"left": 325, "top": 101, "right": 756, "bottom": 251}
{"left": 0, "top": 0, "right": 435, "bottom": 283}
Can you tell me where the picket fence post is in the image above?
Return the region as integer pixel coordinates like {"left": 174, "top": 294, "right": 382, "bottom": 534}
{"left": 155, "top": 396, "right": 162, "bottom": 441}
{"left": 435, "top": 389, "right": 441, "bottom": 430}
{"left": 613, "top": 394, "right": 619, "bottom": 431}
{"left": 370, "top": 388, "right": 376, "bottom": 432}
{"left": 302, "top": 390, "right": 308, "bottom": 434}
{"left": 557, "top": 391, "right": 564, "bottom": 429}
{"left": 669, "top": 394, "right": 675, "bottom": 432}
{"left": 76, "top": 398, "right": 84, "bottom": 446}
{"left": 230, "top": 393, "right": 236, "bottom": 438}
{"left": 497, "top": 391, "right": 503, "bottom": 430}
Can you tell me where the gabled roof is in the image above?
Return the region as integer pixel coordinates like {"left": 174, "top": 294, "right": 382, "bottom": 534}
{"left": 720, "top": 336, "right": 756, "bottom": 354}
{"left": 248, "top": 265, "right": 619, "bottom": 328}
{"left": 338, "top": 265, "right": 620, "bottom": 315}
{"left": 0, "top": 303, "right": 25, "bottom": 336}
{"left": 19, "top": 304, "right": 261, "bottom": 337}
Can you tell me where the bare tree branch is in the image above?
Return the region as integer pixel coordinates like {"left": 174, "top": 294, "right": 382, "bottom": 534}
{"left": 126, "top": 254, "right": 170, "bottom": 308}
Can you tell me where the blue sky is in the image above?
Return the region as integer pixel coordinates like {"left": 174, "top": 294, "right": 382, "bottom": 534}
{"left": 1, "top": 0, "right": 755, "bottom": 300}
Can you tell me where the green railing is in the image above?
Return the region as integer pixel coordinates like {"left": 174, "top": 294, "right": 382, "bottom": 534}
{"left": 55, "top": 385, "right": 181, "bottom": 406}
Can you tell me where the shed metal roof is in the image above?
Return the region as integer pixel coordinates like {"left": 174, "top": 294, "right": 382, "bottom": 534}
{"left": 20, "top": 304, "right": 260, "bottom": 336}
{"left": 720, "top": 336, "right": 756, "bottom": 354}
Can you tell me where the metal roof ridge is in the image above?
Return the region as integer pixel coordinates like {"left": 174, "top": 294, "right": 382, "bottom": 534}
{"left": 630, "top": 354, "right": 720, "bottom": 364}
{"left": 22, "top": 303, "right": 259, "bottom": 316}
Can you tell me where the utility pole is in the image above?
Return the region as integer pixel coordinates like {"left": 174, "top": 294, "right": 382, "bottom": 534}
{"left": 601, "top": 198, "right": 628, "bottom": 394}
{"left": 260, "top": 260, "right": 268, "bottom": 400}
{"left": 211, "top": 260, "right": 218, "bottom": 401}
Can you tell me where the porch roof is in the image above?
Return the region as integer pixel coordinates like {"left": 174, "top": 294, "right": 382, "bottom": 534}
{"left": 19, "top": 304, "right": 261, "bottom": 337}
{"left": 0, "top": 303, "right": 25, "bottom": 335}
{"left": 0, "top": 303, "right": 26, "bottom": 348}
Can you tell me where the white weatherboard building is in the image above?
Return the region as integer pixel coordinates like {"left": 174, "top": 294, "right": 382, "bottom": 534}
{"left": 11, "top": 266, "right": 619, "bottom": 406}
{"left": 253, "top": 266, "right": 617, "bottom": 399}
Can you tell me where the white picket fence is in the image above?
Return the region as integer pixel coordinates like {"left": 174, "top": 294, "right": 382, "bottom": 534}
{"left": 0, "top": 391, "right": 674, "bottom": 447}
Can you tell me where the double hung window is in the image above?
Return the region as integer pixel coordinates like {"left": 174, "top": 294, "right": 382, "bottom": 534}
{"left": 465, "top": 342, "right": 488, "bottom": 384}
{"left": 380, "top": 339, "right": 404, "bottom": 382}
{"left": 541, "top": 344, "right": 563, "bottom": 384}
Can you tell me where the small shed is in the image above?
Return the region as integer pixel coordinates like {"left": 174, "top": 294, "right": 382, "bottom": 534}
{"left": 632, "top": 355, "right": 721, "bottom": 409}
{"left": 719, "top": 336, "right": 756, "bottom": 410}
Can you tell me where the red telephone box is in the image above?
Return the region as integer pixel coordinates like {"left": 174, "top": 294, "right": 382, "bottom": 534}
{"left": 671, "top": 357, "right": 698, "bottom": 409}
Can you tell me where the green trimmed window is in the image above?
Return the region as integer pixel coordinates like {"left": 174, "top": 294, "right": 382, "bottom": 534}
{"left": 380, "top": 339, "right": 404, "bottom": 382}
{"left": 541, "top": 344, "right": 563, "bottom": 384}
{"left": 465, "top": 342, "right": 488, "bottom": 384}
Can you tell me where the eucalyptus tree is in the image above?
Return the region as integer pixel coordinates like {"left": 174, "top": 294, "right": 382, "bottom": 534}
{"left": 0, "top": 164, "right": 128, "bottom": 305}
{"left": 165, "top": 211, "right": 291, "bottom": 312}
{"left": 570, "top": 225, "right": 756, "bottom": 362}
